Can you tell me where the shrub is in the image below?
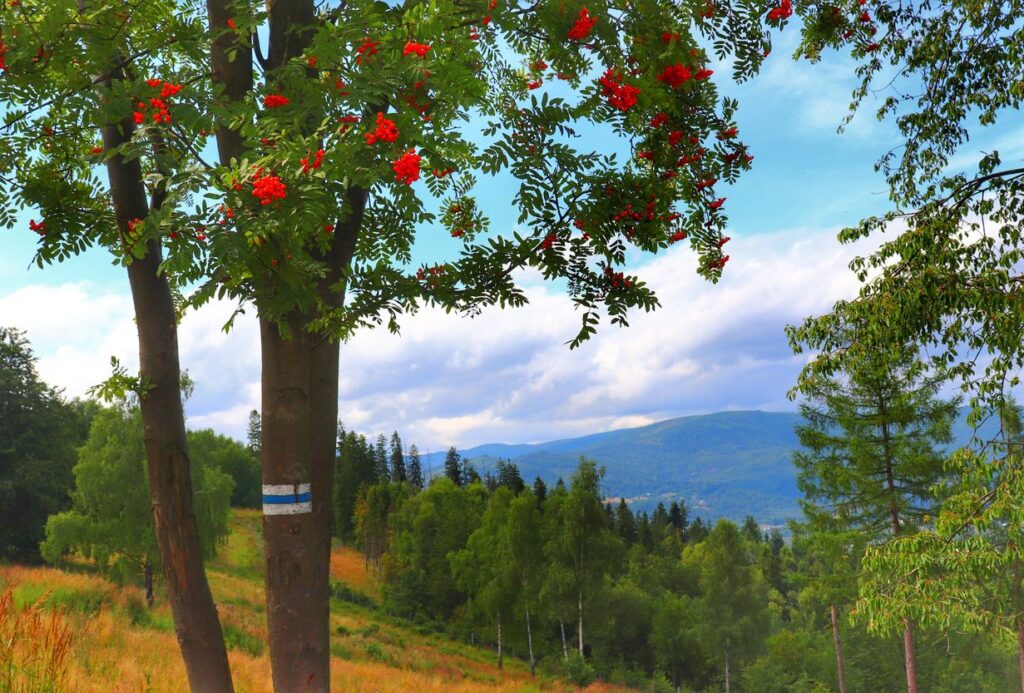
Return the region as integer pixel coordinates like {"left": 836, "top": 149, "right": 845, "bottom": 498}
{"left": 563, "top": 651, "right": 596, "bottom": 688}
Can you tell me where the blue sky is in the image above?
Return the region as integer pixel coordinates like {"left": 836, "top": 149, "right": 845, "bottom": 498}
{"left": 1, "top": 28, "right": 1016, "bottom": 450}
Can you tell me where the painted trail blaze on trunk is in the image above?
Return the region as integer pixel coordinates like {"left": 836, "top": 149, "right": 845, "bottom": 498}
{"left": 262, "top": 483, "right": 313, "bottom": 515}
{"left": 260, "top": 316, "right": 328, "bottom": 691}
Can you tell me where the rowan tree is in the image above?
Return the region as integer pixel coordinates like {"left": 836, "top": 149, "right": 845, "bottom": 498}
{"left": 0, "top": 0, "right": 781, "bottom": 686}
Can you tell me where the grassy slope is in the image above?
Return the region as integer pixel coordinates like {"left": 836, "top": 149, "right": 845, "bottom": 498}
{"left": 0, "top": 510, "right": 619, "bottom": 692}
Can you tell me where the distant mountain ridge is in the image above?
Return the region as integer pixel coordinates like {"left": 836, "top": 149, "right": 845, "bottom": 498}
{"left": 422, "top": 409, "right": 997, "bottom": 526}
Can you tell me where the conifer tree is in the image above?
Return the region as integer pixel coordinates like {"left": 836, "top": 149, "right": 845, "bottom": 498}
{"left": 793, "top": 345, "right": 958, "bottom": 693}
{"left": 375, "top": 434, "right": 391, "bottom": 482}
{"left": 389, "top": 431, "right": 407, "bottom": 483}
{"left": 407, "top": 444, "right": 424, "bottom": 491}
{"left": 444, "top": 446, "right": 463, "bottom": 487}
{"left": 246, "top": 410, "right": 262, "bottom": 453}
{"left": 496, "top": 459, "right": 526, "bottom": 493}
{"left": 669, "top": 500, "right": 687, "bottom": 534}
{"left": 615, "top": 499, "right": 637, "bottom": 544}
{"left": 533, "top": 476, "right": 548, "bottom": 507}
{"left": 742, "top": 515, "right": 762, "bottom": 543}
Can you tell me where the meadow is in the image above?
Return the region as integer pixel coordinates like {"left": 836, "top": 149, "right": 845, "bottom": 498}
{"left": 0, "top": 510, "right": 619, "bottom": 692}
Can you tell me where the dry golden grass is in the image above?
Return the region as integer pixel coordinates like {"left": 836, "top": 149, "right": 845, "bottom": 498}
{"left": 0, "top": 512, "right": 624, "bottom": 692}
{"left": 329, "top": 544, "right": 380, "bottom": 599}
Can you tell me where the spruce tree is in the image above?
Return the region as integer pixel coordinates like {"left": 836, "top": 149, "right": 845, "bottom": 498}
{"left": 496, "top": 459, "right": 525, "bottom": 494}
{"left": 390, "top": 431, "right": 407, "bottom": 483}
{"left": 615, "top": 499, "right": 637, "bottom": 544}
{"left": 794, "top": 345, "right": 958, "bottom": 692}
{"left": 533, "top": 477, "right": 548, "bottom": 507}
{"left": 246, "top": 409, "right": 262, "bottom": 453}
{"left": 374, "top": 434, "right": 391, "bottom": 482}
{"left": 407, "top": 444, "right": 424, "bottom": 491}
{"left": 742, "top": 515, "right": 762, "bottom": 543}
{"left": 669, "top": 501, "right": 686, "bottom": 531}
{"left": 444, "top": 446, "right": 462, "bottom": 487}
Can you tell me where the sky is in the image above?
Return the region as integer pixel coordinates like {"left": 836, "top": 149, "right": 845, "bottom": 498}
{"left": 1, "top": 28, "right": 1017, "bottom": 451}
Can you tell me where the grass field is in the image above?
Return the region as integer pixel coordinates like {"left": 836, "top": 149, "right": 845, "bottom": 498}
{"left": 0, "top": 510, "right": 620, "bottom": 692}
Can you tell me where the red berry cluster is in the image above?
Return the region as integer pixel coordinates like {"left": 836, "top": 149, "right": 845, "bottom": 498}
{"left": 133, "top": 79, "right": 182, "bottom": 125}
{"left": 365, "top": 112, "right": 399, "bottom": 145}
{"left": 252, "top": 174, "right": 287, "bottom": 205}
{"left": 568, "top": 8, "right": 598, "bottom": 40}
{"left": 767, "top": 0, "right": 792, "bottom": 22}
{"left": 0, "top": 38, "right": 8, "bottom": 72}
{"left": 393, "top": 149, "right": 421, "bottom": 185}
{"left": 604, "top": 266, "right": 632, "bottom": 289}
{"left": 841, "top": 0, "right": 881, "bottom": 51}
{"left": 416, "top": 264, "right": 446, "bottom": 282}
{"left": 262, "top": 93, "right": 289, "bottom": 108}
{"left": 598, "top": 69, "right": 640, "bottom": 111}
{"left": 356, "top": 38, "right": 379, "bottom": 64}
{"left": 28, "top": 219, "right": 45, "bottom": 235}
{"left": 403, "top": 42, "right": 431, "bottom": 58}
{"left": 301, "top": 149, "right": 325, "bottom": 173}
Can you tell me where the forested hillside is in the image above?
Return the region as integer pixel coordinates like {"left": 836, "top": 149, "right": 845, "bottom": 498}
{"left": 422, "top": 409, "right": 1000, "bottom": 524}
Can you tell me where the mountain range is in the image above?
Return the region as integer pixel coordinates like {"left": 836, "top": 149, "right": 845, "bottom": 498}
{"left": 422, "top": 409, "right": 998, "bottom": 527}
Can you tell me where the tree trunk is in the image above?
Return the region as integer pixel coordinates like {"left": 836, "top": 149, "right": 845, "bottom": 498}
{"left": 95, "top": 50, "right": 233, "bottom": 693}
{"left": 560, "top": 620, "right": 568, "bottom": 660}
{"left": 525, "top": 607, "right": 535, "bottom": 677}
{"left": 831, "top": 603, "right": 848, "bottom": 693}
{"left": 724, "top": 648, "right": 731, "bottom": 693}
{"left": 144, "top": 557, "right": 154, "bottom": 609}
{"left": 1017, "top": 615, "right": 1024, "bottom": 693}
{"left": 496, "top": 612, "right": 503, "bottom": 670}
{"left": 308, "top": 186, "right": 366, "bottom": 663}
{"left": 577, "top": 589, "right": 584, "bottom": 656}
{"left": 881, "top": 414, "right": 919, "bottom": 693}
{"left": 260, "top": 316, "right": 328, "bottom": 691}
{"left": 903, "top": 619, "right": 919, "bottom": 693}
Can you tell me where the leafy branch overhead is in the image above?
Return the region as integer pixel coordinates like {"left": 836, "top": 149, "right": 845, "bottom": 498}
{"left": 0, "top": 0, "right": 779, "bottom": 349}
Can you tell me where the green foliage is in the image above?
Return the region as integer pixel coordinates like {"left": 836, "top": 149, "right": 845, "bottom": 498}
{"left": 40, "top": 402, "right": 233, "bottom": 584}
{"left": 651, "top": 594, "right": 706, "bottom": 691}
{"left": 334, "top": 430, "right": 381, "bottom": 540}
{"left": 222, "top": 624, "right": 264, "bottom": 657}
{"left": 0, "top": 328, "right": 85, "bottom": 560}
{"left": 788, "top": 0, "right": 1024, "bottom": 424}
{"left": 382, "top": 477, "right": 486, "bottom": 620}
{"left": 682, "top": 519, "right": 772, "bottom": 682}
{"left": 793, "top": 345, "right": 957, "bottom": 538}
{"left": 187, "top": 428, "right": 261, "bottom": 508}
{"left": 855, "top": 401, "right": 1024, "bottom": 640}
{"left": 0, "top": 0, "right": 773, "bottom": 357}
{"left": 562, "top": 651, "right": 595, "bottom": 687}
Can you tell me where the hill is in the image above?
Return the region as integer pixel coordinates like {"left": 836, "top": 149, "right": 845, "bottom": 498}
{"left": 0, "top": 510, "right": 621, "bottom": 692}
{"left": 425, "top": 409, "right": 999, "bottom": 526}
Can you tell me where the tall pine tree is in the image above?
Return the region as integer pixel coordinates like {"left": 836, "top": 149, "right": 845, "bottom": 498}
{"left": 407, "top": 444, "right": 424, "bottom": 491}
{"left": 444, "top": 446, "right": 462, "bottom": 487}
{"left": 389, "top": 431, "right": 407, "bottom": 483}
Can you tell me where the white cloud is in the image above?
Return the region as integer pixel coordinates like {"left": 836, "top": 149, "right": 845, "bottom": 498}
{"left": 0, "top": 228, "right": 876, "bottom": 449}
